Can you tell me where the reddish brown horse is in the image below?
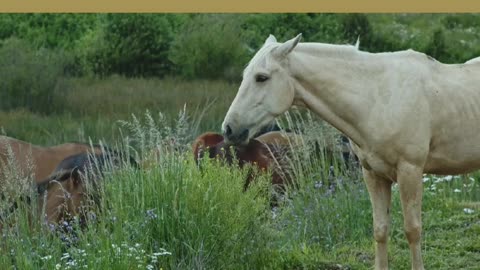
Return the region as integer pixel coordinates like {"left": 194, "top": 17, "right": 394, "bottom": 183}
{"left": 192, "top": 131, "right": 300, "bottom": 190}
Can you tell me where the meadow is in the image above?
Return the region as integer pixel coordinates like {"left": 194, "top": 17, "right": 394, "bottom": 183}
{"left": 1, "top": 77, "right": 479, "bottom": 270}
{"left": 1, "top": 13, "right": 480, "bottom": 270}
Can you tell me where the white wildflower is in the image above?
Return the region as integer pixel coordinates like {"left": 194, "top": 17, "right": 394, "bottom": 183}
{"left": 41, "top": 255, "right": 52, "bottom": 261}
{"left": 463, "top": 208, "right": 475, "bottom": 214}
{"left": 454, "top": 189, "right": 461, "bottom": 193}
{"left": 434, "top": 178, "right": 443, "bottom": 184}
{"left": 61, "top": 253, "right": 71, "bottom": 260}
{"left": 153, "top": 249, "right": 172, "bottom": 256}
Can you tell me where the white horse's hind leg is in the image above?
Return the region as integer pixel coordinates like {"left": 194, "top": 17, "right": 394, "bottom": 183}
{"left": 363, "top": 168, "right": 392, "bottom": 270}
{"left": 397, "top": 161, "right": 425, "bottom": 270}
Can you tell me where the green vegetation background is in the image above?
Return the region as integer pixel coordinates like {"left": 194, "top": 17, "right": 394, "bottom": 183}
{"left": 0, "top": 14, "right": 479, "bottom": 269}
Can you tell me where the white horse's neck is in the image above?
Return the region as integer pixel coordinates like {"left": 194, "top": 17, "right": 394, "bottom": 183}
{"left": 289, "top": 43, "right": 384, "bottom": 147}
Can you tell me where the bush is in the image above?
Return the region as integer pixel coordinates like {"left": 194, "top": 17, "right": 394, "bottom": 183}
{"left": 242, "top": 14, "right": 345, "bottom": 51}
{"left": 0, "top": 14, "right": 97, "bottom": 50}
{"left": 168, "top": 14, "right": 249, "bottom": 81}
{"left": 0, "top": 14, "right": 16, "bottom": 40}
{"left": 0, "top": 38, "right": 70, "bottom": 114}
{"left": 90, "top": 14, "right": 185, "bottom": 77}
{"left": 341, "top": 13, "right": 378, "bottom": 50}
{"left": 424, "top": 29, "right": 451, "bottom": 63}
{"left": 71, "top": 19, "right": 109, "bottom": 76}
{"left": 442, "top": 14, "right": 480, "bottom": 30}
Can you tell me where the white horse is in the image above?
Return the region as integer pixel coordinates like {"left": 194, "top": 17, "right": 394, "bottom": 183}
{"left": 222, "top": 34, "right": 480, "bottom": 270}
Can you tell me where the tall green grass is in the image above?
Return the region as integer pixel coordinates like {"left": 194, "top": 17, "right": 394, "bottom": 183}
{"left": 1, "top": 77, "right": 479, "bottom": 269}
{"left": 0, "top": 77, "right": 237, "bottom": 146}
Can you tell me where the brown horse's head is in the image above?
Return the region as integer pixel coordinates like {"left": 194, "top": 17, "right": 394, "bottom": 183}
{"left": 192, "top": 132, "right": 292, "bottom": 190}
{"left": 37, "top": 169, "right": 88, "bottom": 225}
{"left": 36, "top": 153, "right": 114, "bottom": 226}
{"left": 192, "top": 132, "right": 225, "bottom": 164}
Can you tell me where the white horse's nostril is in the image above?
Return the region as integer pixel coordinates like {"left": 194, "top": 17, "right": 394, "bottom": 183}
{"left": 225, "top": 124, "right": 233, "bottom": 137}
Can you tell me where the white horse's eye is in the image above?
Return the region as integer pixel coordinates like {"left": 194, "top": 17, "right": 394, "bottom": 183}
{"left": 255, "top": 74, "right": 269, "bottom": 83}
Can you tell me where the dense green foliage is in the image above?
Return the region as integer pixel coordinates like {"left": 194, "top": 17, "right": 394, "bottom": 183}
{"left": 1, "top": 13, "right": 480, "bottom": 115}
{"left": 1, "top": 14, "right": 480, "bottom": 269}
{"left": 1, "top": 13, "right": 479, "bottom": 80}
{"left": 0, "top": 38, "right": 71, "bottom": 114}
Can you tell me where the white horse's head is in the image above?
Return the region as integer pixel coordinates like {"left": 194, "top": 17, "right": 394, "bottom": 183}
{"left": 222, "top": 34, "right": 302, "bottom": 145}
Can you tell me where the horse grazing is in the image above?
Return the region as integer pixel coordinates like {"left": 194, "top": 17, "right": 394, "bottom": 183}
{"left": 192, "top": 131, "right": 300, "bottom": 191}
{"left": 221, "top": 34, "right": 480, "bottom": 270}
{"left": 36, "top": 152, "right": 123, "bottom": 226}
{"left": 0, "top": 136, "right": 108, "bottom": 184}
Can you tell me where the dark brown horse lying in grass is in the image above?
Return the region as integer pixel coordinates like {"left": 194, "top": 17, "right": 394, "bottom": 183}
{"left": 0, "top": 135, "right": 108, "bottom": 184}
{"left": 36, "top": 152, "right": 131, "bottom": 226}
{"left": 192, "top": 131, "right": 301, "bottom": 191}
{"left": 0, "top": 136, "right": 137, "bottom": 230}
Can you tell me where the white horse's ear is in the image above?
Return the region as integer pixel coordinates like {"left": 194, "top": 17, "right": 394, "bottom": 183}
{"left": 274, "top": 33, "right": 302, "bottom": 58}
{"left": 355, "top": 36, "right": 360, "bottom": 50}
{"left": 265, "top": 34, "right": 277, "bottom": 44}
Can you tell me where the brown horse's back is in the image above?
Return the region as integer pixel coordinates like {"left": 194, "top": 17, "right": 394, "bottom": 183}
{"left": 0, "top": 136, "right": 42, "bottom": 193}
{"left": 0, "top": 136, "right": 105, "bottom": 184}
{"left": 33, "top": 143, "right": 104, "bottom": 182}
{"left": 255, "top": 131, "right": 303, "bottom": 147}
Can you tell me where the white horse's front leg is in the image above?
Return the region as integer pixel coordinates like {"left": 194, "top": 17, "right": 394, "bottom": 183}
{"left": 397, "top": 161, "right": 425, "bottom": 270}
{"left": 363, "top": 168, "right": 392, "bottom": 270}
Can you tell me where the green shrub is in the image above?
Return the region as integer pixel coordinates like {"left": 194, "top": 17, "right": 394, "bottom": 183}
{"left": 0, "top": 38, "right": 72, "bottom": 115}
{"left": 169, "top": 14, "right": 249, "bottom": 81}
{"left": 91, "top": 14, "right": 185, "bottom": 77}
{"left": 0, "top": 14, "right": 97, "bottom": 50}
{"left": 242, "top": 14, "right": 345, "bottom": 51}
{"left": 424, "top": 29, "right": 451, "bottom": 63}
{"left": 340, "top": 13, "right": 394, "bottom": 52}
{"left": 442, "top": 14, "right": 480, "bottom": 30}
{"left": 0, "top": 14, "right": 16, "bottom": 40}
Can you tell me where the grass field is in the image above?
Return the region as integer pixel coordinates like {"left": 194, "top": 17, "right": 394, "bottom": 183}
{"left": 1, "top": 13, "right": 480, "bottom": 269}
{"left": 0, "top": 76, "right": 236, "bottom": 145}
{"left": 1, "top": 77, "right": 479, "bottom": 269}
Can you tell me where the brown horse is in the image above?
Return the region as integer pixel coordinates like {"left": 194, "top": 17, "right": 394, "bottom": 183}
{"left": 0, "top": 135, "right": 107, "bottom": 185}
{"left": 36, "top": 152, "right": 124, "bottom": 226}
{"left": 192, "top": 131, "right": 300, "bottom": 190}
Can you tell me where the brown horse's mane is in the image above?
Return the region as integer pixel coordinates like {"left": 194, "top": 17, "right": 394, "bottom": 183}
{"left": 36, "top": 151, "right": 128, "bottom": 195}
{"left": 66, "top": 141, "right": 140, "bottom": 169}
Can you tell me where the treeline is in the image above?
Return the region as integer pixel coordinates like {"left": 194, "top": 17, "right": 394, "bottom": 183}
{"left": 2, "top": 14, "right": 479, "bottom": 80}
{"left": 1, "top": 13, "right": 479, "bottom": 114}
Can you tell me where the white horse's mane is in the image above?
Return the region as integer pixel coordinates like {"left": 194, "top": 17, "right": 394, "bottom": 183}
{"left": 242, "top": 40, "right": 361, "bottom": 76}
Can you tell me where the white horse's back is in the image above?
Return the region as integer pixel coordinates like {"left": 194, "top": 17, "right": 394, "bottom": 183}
{"left": 465, "top": 56, "right": 480, "bottom": 64}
